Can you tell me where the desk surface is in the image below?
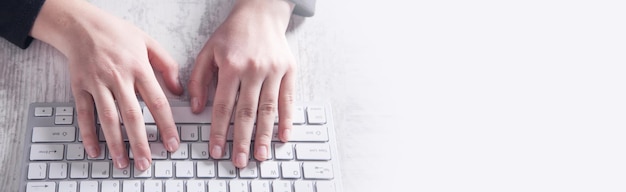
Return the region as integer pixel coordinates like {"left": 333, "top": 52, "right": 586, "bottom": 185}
{"left": 2, "top": 0, "right": 626, "bottom": 191}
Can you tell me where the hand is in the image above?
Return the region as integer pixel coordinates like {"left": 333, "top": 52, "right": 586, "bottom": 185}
{"left": 31, "top": 0, "right": 182, "bottom": 170}
{"left": 188, "top": 0, "right": 296, "bottom": 168}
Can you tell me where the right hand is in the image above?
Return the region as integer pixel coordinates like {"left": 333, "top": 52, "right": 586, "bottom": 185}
{"left": 30, "top": 0, "right": 182, "bottom": 170}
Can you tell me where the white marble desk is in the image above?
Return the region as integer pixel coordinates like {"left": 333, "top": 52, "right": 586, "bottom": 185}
{"left": 2, "top": 0, "right": 626, "bottom": 192}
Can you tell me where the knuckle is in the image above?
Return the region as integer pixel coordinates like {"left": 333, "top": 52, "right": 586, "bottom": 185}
{"left": 213, "top": 103, "right": 233, "bottom": 118}
{"left": 255, "top": 130, "right": 273, "bottom": 143}
{"left": 107, "top": 142, "right": 126, "bottom": 155}
{"left": 130, "top": 142, "right": 149, "bottom": 152}
{"left": 234, "top": 139, "right": 251, "bottom": 152}
{"left": 236, "top": 107, "right": 256, "bottom": 121}
{"left": 98, "top": 108, "right": 119, "bottom": 123}
{"left": 76, "top": 107, "right": 93, "bottom": 119}
{"left": 148, "top": 97, "right": 169, "bottom": 111}
{"left": 258, "top": 103, "right": 276, "bottom": 116}
{"left": 121, "top": 107, "right": 143, "bottom": 122}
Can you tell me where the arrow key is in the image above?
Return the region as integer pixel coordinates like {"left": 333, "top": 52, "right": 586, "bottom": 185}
{"left": 26, "top": 182, "right": 55, "bottom": 192}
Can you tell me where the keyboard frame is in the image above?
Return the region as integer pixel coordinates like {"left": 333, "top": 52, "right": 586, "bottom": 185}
{"left": 19, "top": 101, "right": 344, "bottom": 192}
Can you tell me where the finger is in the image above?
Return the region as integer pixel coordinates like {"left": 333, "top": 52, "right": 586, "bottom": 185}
{"left": 92, "top": 88, "right": 128, "bottom": 169}
{"left": 278, "top": 69, "right": 296, "bottom": 142}
{"left": 188, "top": 46, "right": 215, "bottom": 113}
{"left": 145, "top": 36, "right": 183, "bottom": 95}
{"left": 254, "top": 76, "right": 282, "bottom": 161}
{"left": 209, "top": 69, "right": 240, "bottom": 160}
{"left": 114, "top": 86, "right": 151, "bottom": 170}
{"left": 232, "top": 75, "right": 264, "bottom": 168}
{"left": 73, "top": 90, "right": 100, "bottom": 158}
{"left": 135, "top": 71, "right": 180, "bottom": 152}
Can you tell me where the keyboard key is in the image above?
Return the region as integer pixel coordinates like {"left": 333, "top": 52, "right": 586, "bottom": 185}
{"left": 165, "top": 180, "right": 184, "bottom": 192}
{"left": 186, "top": 180, "right": 206, "bottom": 192}
{"left": 175, "top": 161, "right": 194, "bottom": 178}
{"left": 191, "top": 143, "right": 209, "bottom": 159}
{"left": 58, "top": 181, "right": 77, "bottom": 192}
{"left": 302, "top": 162, "right": 334, "bottom": 179}
{"left": 229, "top": 180, "right": 248, "bottom": 192}
{"left": 217, "top": 161, "right": 236, "bottom": 178}
{"left": 171, "top": 143, "right": 189, "bottom": 159}
{"left": 112, "top": 165, "right": 131, "bottom": 178}
{"left": 48, "top": 162, "right": 68, "bottom": 179}
{"left": 239, "top": 162, "right": 259, "bottom": 178}
{"left": 91, "top": 162, "right": 110, "bottom": 178}
{"left": 26, "top": 182, "right": 55, "bottom": 192}
{"left": 32, "top": 127, "right": 76, "bottom": 142}
{"left": 101, "top": 180, "right": 120, "bottom": 192}
{"left": 306, "top": 106, "right": 326, "bottom": 124}
{"left": 79, "top": 181, "right": 98, "bottom": 192}
{"left": 144, "top": 180, "right": 162, "bottom": 192}
{"left": 30, "top": 144, "right": 64, "bottom": 160}
{"left": 144, "top": 106, "right": 211, "bottom": 123}
{"left": 87, "top": 143, "right": 106, "bottom": 160}
{"left": 146, "top": 125, "right": 159, "bottom": 141}
{"left": 27, "top": 163, "right": 46, "bottom": 179}
{"left": 289, "top": 126, "right": 329, "bottom": 142}
{"left": 273, "top": 143, "right": 294, "bottom": 160}
{"left": 250, "top": 180, "right": 270, "bottom": 192}
{"left": 259, "top": 161, "right": 280, "bottom": 178}
{"left": 316, "top": 181, "right": 336, "bottom": 192}
{"left": 55, "top": 107, "right": 74, "bottom": 116}
{"left": 70, "top": 162, "right": 89, "bottom": 179}
{"left": 34, "top": 107, "right": 53, "bottom": 117}
{"left": 123, "top": 180, "right": 141, "bottom": 192}
{"left": 272, "top": 180, "right": 292, "bottom": 192}
{"left": 295, "top": 143, "right": 332, "bottom": 160}
{"left": 181, "top": 125, "right": 199, "bottom": 141}
{"left": 134, "top": 163, "right": 153, "bottom": 178}
{"left": 197, "top": 160, "right": 216, "bottom": 178}
{"left": 208, "top": 180, "right": 227, "bottom": 192}
{"left": 66, "top": 144, "right": 85, "bottom": 160}
{"left": 155, "top": 161, "right": 173, "bottom": 178}
{"left": 294, "top": 181, "right": 315, "bottom": 192}
{"left": 281, "top": 162, "right": 301, "bottom": 179}
{"left": 55, "top": 115, "right": 73, "bottom": 125}
{"left": 150, "top": 143, "right": 168, "bottom": 159}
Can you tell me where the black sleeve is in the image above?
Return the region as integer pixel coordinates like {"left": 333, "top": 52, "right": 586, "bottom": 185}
{"left": 0, "top": 0, "right": 47, "bottom": 49}
{"left": 291, "top": 0, "right": 316, "bottom": 17}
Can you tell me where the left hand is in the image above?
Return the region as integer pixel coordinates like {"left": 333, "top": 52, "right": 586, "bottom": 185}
{"left": 188, "top": 0, "right": 296, "bottom": 168}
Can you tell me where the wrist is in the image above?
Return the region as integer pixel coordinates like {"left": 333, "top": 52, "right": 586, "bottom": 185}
{"left": 232, "top": 0, "right": 295, "bottom": 31}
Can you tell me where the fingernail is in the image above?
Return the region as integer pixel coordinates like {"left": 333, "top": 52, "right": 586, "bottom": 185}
{"left": 191, "top": 97, "right": 199, "bottom": 111}
{"left": 166, "top": 137, "right": 179, "bottom": 152}
{"left": 236, "top": 152, "right": 248, "bottom": 167}
{"left": 115, "top": 156, "right": 129, "bottom": 169}
{"left": 136, "top": 157, "right": 150, "bottom": 171}
{"left": 86, "top": 146, "right": 99, "bottom": 158}
{"left": 211, "top": 145, "right": 222, "bottom": 159}
{"left": 282, "top": 129, "right": 291, "bottom": 142}
{"left": 256, "top": 146, "right": 267, "bottom": 160}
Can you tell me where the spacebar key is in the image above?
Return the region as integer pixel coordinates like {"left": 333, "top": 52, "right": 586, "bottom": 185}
{"left": 143, "top": 106, "right": 212, "bottom": 123}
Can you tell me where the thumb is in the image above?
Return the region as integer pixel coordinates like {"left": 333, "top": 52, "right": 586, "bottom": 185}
{"left": 145, "top": 36, "right": 184, "bottom": 95}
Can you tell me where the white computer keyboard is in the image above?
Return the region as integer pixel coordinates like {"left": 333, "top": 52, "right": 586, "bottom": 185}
{"left": 19, "top": 101, "right": 343, "bottom": 192}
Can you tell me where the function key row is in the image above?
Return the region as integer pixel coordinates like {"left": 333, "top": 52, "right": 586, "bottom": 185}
{"left": 35, "top": 105, "right": 328, "bottom": 125}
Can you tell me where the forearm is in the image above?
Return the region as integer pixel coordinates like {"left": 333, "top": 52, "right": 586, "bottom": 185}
{"left": 30, "top": 0, "right": 111, "bottom": 56}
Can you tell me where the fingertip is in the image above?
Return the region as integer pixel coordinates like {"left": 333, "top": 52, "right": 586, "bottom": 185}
{"left": 165, "top": 137, "right": 180, "bottom": 152}
{"left": 280, "top": 128, "right": 291, "bottom": 142}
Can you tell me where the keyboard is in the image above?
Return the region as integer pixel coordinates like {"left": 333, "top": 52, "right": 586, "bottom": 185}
{"left": 19, "top": 101, "right": 343, "bottom": 192}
